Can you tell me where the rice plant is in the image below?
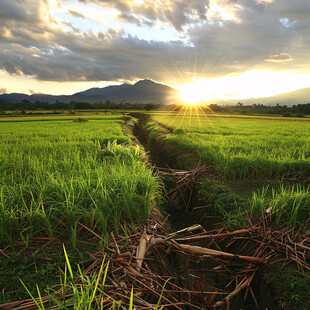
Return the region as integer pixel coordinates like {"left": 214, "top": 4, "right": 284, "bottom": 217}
{"left": 250, "top": 185, "right": 310, "bottom": 228}
{"left": 20, "top": 246, "right": 116, "bottom": 309}
{"left": 152, "top": 114, "right": 310, "bottom": 179}
{"left": 0, "top": 116, "right": 161, "bottom": 244}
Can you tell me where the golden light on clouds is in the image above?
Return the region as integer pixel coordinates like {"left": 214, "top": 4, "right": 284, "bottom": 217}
{"left": 265, "top": 53, "right": 293, "bottom": 62}
{"left": 0, "top": 87, "right": 8, "bottom": 95}
{"left": 0, "top": 69, "right": 118, "bottom": 95}
{"left": 1, "top": 27, "right": 11, "bottom": 39}
{"left": 1, "top": 0, "right": 310, "bottom": 99}
{"left": 207, "top": 0, "right": 241, "bottom": 22}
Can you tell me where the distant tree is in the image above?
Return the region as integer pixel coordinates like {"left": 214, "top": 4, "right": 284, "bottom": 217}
{"left": 209, "top": 104, "right": 225, "bottom": 112}
{"left": 72, "top": 101, "right": 91, "bottom": 109}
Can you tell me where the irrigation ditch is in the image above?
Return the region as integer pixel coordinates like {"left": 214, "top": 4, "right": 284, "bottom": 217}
{"left": 127, "top": 112, "right": 310, "bottom": 309}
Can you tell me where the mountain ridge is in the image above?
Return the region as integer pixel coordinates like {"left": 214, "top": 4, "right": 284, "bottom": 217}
{"left": 1, "top": 80, "right": 310, "bottom": 106}
{"left": 210, "top": 87, "right": 310, "bottom": 106}
{"left": 0, "top": 79, "right": 179, "bottom": 105}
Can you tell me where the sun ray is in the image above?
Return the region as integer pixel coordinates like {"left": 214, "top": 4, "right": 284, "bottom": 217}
{"left": 179, "top": 84, "right": 206, "bottom": 105}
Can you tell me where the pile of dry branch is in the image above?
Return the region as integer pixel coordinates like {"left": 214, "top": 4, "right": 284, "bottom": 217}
{"left": 157, "top": 163, "right": 208, "bottom": 214}
{"left": 1, "top": 210, "right": 309, "bottom": 310}
{"left": 1, "top": 163, "right": 309, "bottom": 309}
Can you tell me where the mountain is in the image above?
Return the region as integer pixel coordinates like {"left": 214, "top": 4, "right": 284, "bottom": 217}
{"left": 74, "top": 79, "right": 179, "bottom": 103}
{"left": 2, "top": 81, "right": 309, "bottom": 106}
{"left": 0, "top": 93, "right": 106, "bottom": 104}
{"left": 107, "top": 80, "right": 179, "bottom": 103}
{"left": 74, "top": 83, "right": 131, "bottom": 97}
{"left": 242, "top": 87, "right": 310, "bottom": 106}
{"left": 209, "top": 87, "right": 310, "bottom": 106}
{"left": 0, "top": 80, "right": 179, "bottom": 105}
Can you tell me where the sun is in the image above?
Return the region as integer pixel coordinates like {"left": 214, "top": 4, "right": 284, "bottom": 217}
{"left": 179, "top": 83, "right": 206, "bottom": 105}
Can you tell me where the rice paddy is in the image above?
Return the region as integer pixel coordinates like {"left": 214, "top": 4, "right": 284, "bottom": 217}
{"left": 0, "top": 115, "right": 160, "bottom": 245}
{"left": 0, "top": 111, "right": 309, "bottom": 308}
{"left": 147, "top": 112, "right": 310, "bottom": 229}
{"left": 151, "top": 113, "right": 310, "bottom": 179}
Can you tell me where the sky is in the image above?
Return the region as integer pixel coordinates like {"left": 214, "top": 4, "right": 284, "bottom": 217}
{"left": 1, "top": 0, "right": 310, "bottom": 99}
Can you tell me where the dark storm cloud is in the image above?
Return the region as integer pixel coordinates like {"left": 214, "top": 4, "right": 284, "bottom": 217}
{"left": 0, "top": 0, "right": 29, "bottom": 21}
{"left": 0, "top": 0, "right": 310, "bottom": 83}
{"left": 0, "top": 42, "right": 122, "bottom": 81}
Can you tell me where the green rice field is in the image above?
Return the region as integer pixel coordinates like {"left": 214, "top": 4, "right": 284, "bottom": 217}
{"left": 147, "top": 112, "right": 310, "bottom": 230}
{"left": 0, "top": 111, "right": 309, "bottom": 308}
{"left": 0, "top": 115, "right": 160, "bottom": 245}
{"left": 152, "top": 112, "right": 310, "bottom": 179}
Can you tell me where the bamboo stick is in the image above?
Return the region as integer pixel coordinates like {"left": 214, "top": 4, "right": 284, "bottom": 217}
{"left": 175, "top": 227, "right": 263, "bottom": 242}
{"left": 175, "top": 243, "right": 265, "bottom": 264}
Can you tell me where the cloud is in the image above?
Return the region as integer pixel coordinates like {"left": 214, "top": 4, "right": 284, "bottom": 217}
{"left": 0, "top": 0, "right": 29, "bottom": 22}
{"left": 61, "top": 21, "right": 80, "bottom": 32}
{"left": 78, "top": 0, "right": 210, "bottom": 30}
{"left": 68, "top": 10, "right": 85, "bottom": 19}
{"left": 116, "top": 13, "right": 142, "bottom": 25}
{"left": 265, "top": 53, "right": 292, "bottom": 62}
{"left": 0, "top": 0, "right": 310, "bottom": 86}
{"left": 256, "top": 0, "right": 274, "bottom": 3}
{"left": 29, "top": 89, "right": 42, "bottom": 94}
{"left": 0, "top": 87, "right": 8, "bottom": 94}
{"left": 272, "top": 0, "right": 310, "bottom": 21}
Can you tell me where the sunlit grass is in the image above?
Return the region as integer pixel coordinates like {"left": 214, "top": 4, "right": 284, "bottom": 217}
{"left": 250, "top": 185, "right": 310, "bottom": 228}
{"left": 20, "top": 246, "right": 115, "bottom": 309}
{"left": 0, "top": 116, "right": 160, "bottom": 244}
{"left": 151, "top": 113, "right": 310, "bottom": 179}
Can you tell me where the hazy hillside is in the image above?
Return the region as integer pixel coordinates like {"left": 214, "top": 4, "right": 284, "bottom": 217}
{"left": 243, "top": 87, "right": 310, "bottom": 106}
{"left": 0, "top": 93, "right": 106, "bottom": 104}
{"left": 200, "top": 88, "right": 309, "bottom": 107}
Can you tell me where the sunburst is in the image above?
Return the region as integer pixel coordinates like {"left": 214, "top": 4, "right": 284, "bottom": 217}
{"left": 179, "top": 83, "right": 207, "bottom": 105}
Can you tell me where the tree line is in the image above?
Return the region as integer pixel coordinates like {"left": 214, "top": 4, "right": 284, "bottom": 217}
{"left": 1, "top": 99, "right": 310, "bottom": 116}
{"left": 0, "top": 99, "right": 162, "bottom": 113}
{"left": 205, "top": 103, "right": 310, "bottom": 116}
